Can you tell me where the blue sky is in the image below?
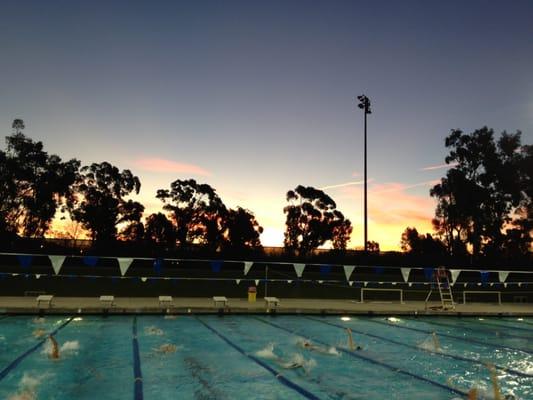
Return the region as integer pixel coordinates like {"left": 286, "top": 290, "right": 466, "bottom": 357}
{"left": 1, "top": 0, "right": 532, "bottom": 248}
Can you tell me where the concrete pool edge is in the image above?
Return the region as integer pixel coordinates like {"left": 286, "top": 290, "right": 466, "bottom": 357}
{"left": 0, "top": 296, "right": 532, "bottom": 316}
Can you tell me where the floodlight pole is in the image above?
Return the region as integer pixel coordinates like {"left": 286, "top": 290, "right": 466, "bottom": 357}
{"left": 357, "top": 95, "right": 371, "bottom": 253}
{"left": 364, "top": 105, "right": 368, "bottom": 252}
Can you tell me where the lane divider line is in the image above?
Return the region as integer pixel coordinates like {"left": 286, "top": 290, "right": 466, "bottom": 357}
{"left": 195, "top": 317, "right": 320, "bottom": 400}
{"left": 404, "top": 317, "right": 532, "bottom": 340}
{"left": 473, "top": 319, "right": 533, "bottom": 333}
{"left": 0, "top": 317, "right": 74, "bottom": 382}
{"left": 132, "top": 317, "right": 143, "bottom": 400}
{"left": 253, "top": 316, "right": 467, "bottom": 397}
{"left": 368, "top": 319, "right": 533, "bottom": 355}
{"left": 502, "top": 318, "right": 533, "bottom": 327}
{"left": 304, "top": 316, "right": 532, "bottom": 378}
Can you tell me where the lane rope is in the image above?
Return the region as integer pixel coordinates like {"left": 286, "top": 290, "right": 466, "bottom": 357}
{"left": 0, "top": 316, "right": 73, "bottom": 382}
{"left": 254, "top": 316, "right": 467, "bottom": 397}
{"left": 195, "top": 316, "right": 320, "bottom": 400}
{"left": 132, "top": 317, "right": 144, "bottom": 400}
{"left": 305, "top": 316, "right": 532, "bottom": 378}
{"left": 367, "top": 319, "right": 533, "bottom": 355}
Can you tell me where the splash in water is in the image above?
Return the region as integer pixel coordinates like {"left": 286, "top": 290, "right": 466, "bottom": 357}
{"left": 41, "top": 339, "right": 80, "bottom": 358}
{"left": 255, "top": 343, "right": 277, "bottom": 359}
{"left": 7, "top": 373, "right": 47, "bottom": 400}
{"left": 417, "top": 334, "right": 442, "bottom": 353}
{"left": 144, "top": 326, "right": 164, "bottom": 336}
{"left": 32, "top": 329, "right": 47, "bottom": 339}
{"left": 154, "top": 343, "right": 181, "bottom": 354}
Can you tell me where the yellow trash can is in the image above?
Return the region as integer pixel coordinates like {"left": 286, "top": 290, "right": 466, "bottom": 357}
{"left": 248, "top": 286, "right": 257, "bottom": 302}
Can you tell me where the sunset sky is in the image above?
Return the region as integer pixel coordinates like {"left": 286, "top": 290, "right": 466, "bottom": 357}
{"left": 1, "top": 1, "right": 532, "bottom": 249}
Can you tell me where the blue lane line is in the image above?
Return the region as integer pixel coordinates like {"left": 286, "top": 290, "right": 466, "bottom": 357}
{"left": 132, "top": 317, "right": 143, "bottom": 400}
{"left": 305, "top": 316, "right": 532, "bottom": 378}
{"left": 368, "top": 319, "right": 533, "bottom": 355}
{"left": 502, "top": 318, "right": 533, "bottom": 327}
{"left": 254, "top": 316, "right": 468, "bottom": 398}
{"left": 195, "top": 317, "right": 320, "bottom": 400}
{"left": 475, "top": 319, "right": 533, "bottom": 333}
{"left": 0, "top": 317, "right": 73, "bottom": 382}
{"left": 405, "top": 317, "right": 532, "bottom": 340}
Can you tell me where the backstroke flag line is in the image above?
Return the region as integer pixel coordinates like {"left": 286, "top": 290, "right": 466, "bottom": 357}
{"left": 343, "top": 265, "right": 355, "bottom": 281}
{"left": 243, "top": 262, "right": 253, "bottom": 276}
{"left": 293, "top": 263, "right": 305, "bottom": 278}
{"left": 450, "top": 269, "right": 461, "bottom": 285}
{"left": 498, "top": 271, "right": 509, "bottom": 282}
{"left": 48, "top": 255, "right": 66, "bottom": 275}
{"left": 118, "top": 258, "right": 134, "bottom": 276}
{"left": 400, "top": 268, "right": 411, "bottom": 283}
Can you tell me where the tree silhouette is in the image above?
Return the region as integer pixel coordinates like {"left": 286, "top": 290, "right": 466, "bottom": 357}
{"left": 400, "top": 227, "right": 446, "bottom": 255}
{"left": 144, "top": 212, "right": 176, "bottom": 245}
{"left": 117, "top": 200, "right": 145, "bottom": 242}
{"left": 283, "top": 185, "right": 352, "bottom": 254}
{"left": 431, "top": 127, "right": 528, "bottom": 256}
{"left": 366, "top": 240, "right": 380, "bottom": 253}
{"left": 70, "top": 162, "right": 141, "bottom": 242}
{"left": 225, "top": 207, "right": 263, "bottom": 249}
{"left": 12, "top": 119, "right": 25, "bottom": 134}
{"left": 1, "top": 124, "right": 80, "bottom": 237}
{"left": 156, "top": 179, "right": 226, "bottom": 248}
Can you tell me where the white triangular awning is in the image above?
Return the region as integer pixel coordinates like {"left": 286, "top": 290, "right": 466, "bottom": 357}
{"left": 49, "top": 255, "right": 66, "bottom": 275}
{"left": 255, "top": 279, "right": 260, "bottom": 286}
{"left": 235, "top": 279, "right": 241, "bottom": 285}
{"left": 117, "top": 258, "right": 134, "bottom": 276}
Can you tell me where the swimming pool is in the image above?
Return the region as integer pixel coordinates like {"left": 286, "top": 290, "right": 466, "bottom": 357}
{"left": 0, "top": 315, "right": 531, "bottom": 399}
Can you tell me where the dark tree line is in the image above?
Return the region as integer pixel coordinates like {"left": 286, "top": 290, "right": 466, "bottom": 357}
{"left": 401, "top": 127, "right": 532, "bottom": 258}
{"left": 0, "top": 120, "right": 264, "bottom": 251}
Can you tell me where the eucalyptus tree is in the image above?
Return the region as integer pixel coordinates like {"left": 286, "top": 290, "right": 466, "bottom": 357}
{"left": 156, "top": 179, "right": 227, "bottom": 248}
{"left": 71, "top": 162, "right": 142, "bottom": 242}
{"left": 144, "top": 212, "right": 176, "bottom": 245}
{"left": 430, "top": 127, "right": 530, "bottom": 256}
{"left": 225, "top": 207, "right": 263, "bottom": 250}
{"left": 283, "top": 185, "right": 352, "bottom": 254}
{"left": 1, "top": 121, "right": 80, "bottom": 237}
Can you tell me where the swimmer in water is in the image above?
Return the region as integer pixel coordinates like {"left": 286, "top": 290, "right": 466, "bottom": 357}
{"left": 48, "top": 335, "right": 59, "bottom": 359}
{"left": 155, "top": 344, "right": 177, "bottom": 354}
{"left": 32, "top": 329, "right": 46, "bottom": 338}
{"left": 346, "top": 328, "right": 362, "bottom": 351}
{"left": 298, "top": 339, "right": 337, "bottom": 355}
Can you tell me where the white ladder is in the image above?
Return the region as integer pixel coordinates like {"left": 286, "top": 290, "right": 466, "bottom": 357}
{"left": 425, "top": 267, "right": 455, "bottom": 310}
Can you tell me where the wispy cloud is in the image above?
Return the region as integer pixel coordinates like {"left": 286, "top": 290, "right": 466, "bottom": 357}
{"left": 135, "top": 158, "right": 212, "bottom": 176}
{"left": 371, "top": 180, "right": 439, "bottom": 194}
{"left": 420, "top": 162, "right": 458, "bottom": 171}
{"left": 320, "top": 179, "right": 370, "bottom": 190}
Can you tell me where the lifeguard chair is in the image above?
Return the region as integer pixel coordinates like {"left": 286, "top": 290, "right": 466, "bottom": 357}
{"left": 425, "top": 267, "right": 455, "bottom": 310}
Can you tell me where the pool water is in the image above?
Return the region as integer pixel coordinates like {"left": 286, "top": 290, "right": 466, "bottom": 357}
{"left": 0, "top": 315, "right": 531, "bottom": 399}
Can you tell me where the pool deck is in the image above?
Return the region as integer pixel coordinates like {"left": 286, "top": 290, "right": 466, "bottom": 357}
{"left": 0, "top": 296, "right": 531, "bottom": 316}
